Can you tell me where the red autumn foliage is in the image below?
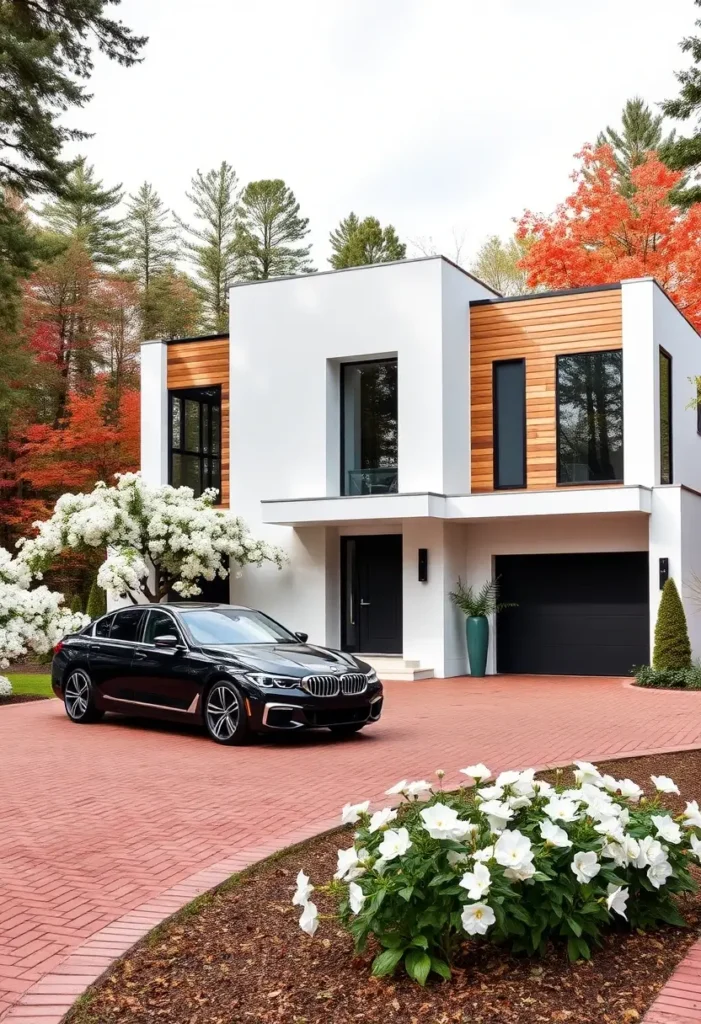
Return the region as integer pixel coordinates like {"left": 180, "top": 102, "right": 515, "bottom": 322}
{"left": 517, "top": 144, "right": 701, "bottom": 329}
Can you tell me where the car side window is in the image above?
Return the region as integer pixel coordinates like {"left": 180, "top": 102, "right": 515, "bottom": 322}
{"left": 110, "top": 608, "right": 147, "bottom": 643}
{"left": 94, "top": 614, "right": 114, "bottom": 638}
{"left": 143, "top": 609, "right": 181, "bottom": 645}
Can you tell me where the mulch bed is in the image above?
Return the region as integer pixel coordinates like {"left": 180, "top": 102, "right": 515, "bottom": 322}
{"left": 0, "top": 694, "right": 50, "bottom": 705}
{"left": 65, "top": 750, "right": 701, "bottom": 1024}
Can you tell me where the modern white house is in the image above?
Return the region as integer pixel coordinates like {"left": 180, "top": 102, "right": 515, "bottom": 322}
{"left": 140, "top": 256, "right": 701, "bottom": 679}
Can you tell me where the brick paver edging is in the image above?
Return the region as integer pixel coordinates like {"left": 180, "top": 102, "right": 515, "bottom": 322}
{"left": 4, "top": 746, "right": 700, "bottom": 1024}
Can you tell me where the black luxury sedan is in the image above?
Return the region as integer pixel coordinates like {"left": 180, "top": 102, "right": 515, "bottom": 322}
{"left": 51, "top": 603, "right": 384, "bottom": 745}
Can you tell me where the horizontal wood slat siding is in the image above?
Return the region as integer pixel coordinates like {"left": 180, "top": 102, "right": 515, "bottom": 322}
{"left": 470, "top": 291, "right": 622, "bottom": 492}
{"left": 167, "top": 337, "right": 230, "bottom": 507}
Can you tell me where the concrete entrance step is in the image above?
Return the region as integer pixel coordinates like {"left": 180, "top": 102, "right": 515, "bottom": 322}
{"left": 359, "top": 655, "right": 435, "bottom": 681}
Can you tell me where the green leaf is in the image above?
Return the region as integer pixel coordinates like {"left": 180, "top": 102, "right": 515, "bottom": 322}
{"left": 410, "top": 935, "right": 429, "bottom": 950}
{"left": 565, "top": 916, "right": 582, "bottom": 938}
{"left": 430, "top": 956, "right": 452, "bottom": 981}
{"left": 405, "top": 948, "right": 432, "bottom": 986}
{"left": 509, "top": 903, "right": 533, "bottom": 924}
{"left": 398, "top": 886, "right": 414, "bottom": 902}
{"left": 371, "top": 947, "right": 405, "bottom": 977}
{"left": 576, "top": 937, "right": 591, "bottom": 960}
{"left": 567, "top": 938, "right": 580, "bottom": 962}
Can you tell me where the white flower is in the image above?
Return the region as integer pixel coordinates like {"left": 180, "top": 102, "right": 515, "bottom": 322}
{"left": 461, "top": 902, "right": 496, "bottom": 936}
{"left": 292, "top": 870, "right": 314, "bottom": 907}
{"left": 459, "top": 862, "right": 491, "bottom": 900}
{"left": 479, "top": 799, "right": 514, "bottom": 831}
{"left": 651, "top": 814, "right": 683, "bottom": 845}
{"left": 594, "top": 818, "right": 626, "bottom": 843}
{"left": 377, "top": 827, "right": 412, "bottom": 861}
{"left": 420, "top": 803, "right": 475, "bottom": 840}
{"left": 543, "top": 797, "right": 582, "bottom": 823}
{"left": 532, "top": 779, "right": 554, "bottom": 798}
{"left": 494, "top": 830, "right": 533, "bottom": 869}
{"left": 504, "top": 860, "right": 536, "bottom": 882}
{"left": 648, "top": 859, "right": 674, "bottom": 889}
{"left": 348, "top": 882, "right": 366, "bottom": 915}
{"left": 341, "top": 801, "right": 370, "bottom": 824}
{"left": 571, "top": 851, "right": 600, "bottom": 884}
{"left": 651, "top": 775, "right": 680, "bottom": 795}
{"left": 299, "top": 900, "right": 319, "bottom": 936}
{"left": 472, "top": 845, "right": 495, "bottom": 863}
{"left": 683, "top": 801, "right": 701, "bottom": 829}
{"left": 635, "top": 835, "right": 666, "bottom": 869}
{"left": 385, "top": 779, "right": 408, "bottom": 796}
{"left": 540, "top": 819, "right": 572, "bottom": 848}
{"left": 618, "top": 779, "right": 643, "bottom": 803}
{"left": 573, "top": 760, "right": 602, "bottom": 787}
{"left": 495, "top": 770, "right": 522, "bottom": 788}
{"left": 606, "top": 885, "right": 629, "bottom": 919}
{"left": 600, "top": 774, "right": 620, "bottom": 794}
{"left": 690, "top": 834, "right": 701, "bottom": 863}
{"left": 368, "top": 807, "right": 398, "bottom": 833}
{"left": 477, "top": 784, "right": 504, "bottom": 801}
{"left": 447, "top": 850, "right": 470, "bottom": 868}
{"left": 334, "top": 846, "right": 361, "bottom": 880}
{"left": 460, "top": 763, "right": 491, "bottom": 782}
{"left": 405, "top": 780, "right": 432, "bottom": 798}
{"left": 0, "top": 675, "right": 12, "bottom": 697}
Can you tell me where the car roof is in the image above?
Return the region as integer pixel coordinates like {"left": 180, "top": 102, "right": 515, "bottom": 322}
{"left": 114, "top": 602, "right": 252, "bottom": 612}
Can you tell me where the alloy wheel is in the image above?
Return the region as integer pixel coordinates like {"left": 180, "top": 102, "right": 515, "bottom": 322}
{"left": 65, "top": 670, "right": 90, "bottom": 719}
{"left": 206, "top": 685, "right": 240, "bottom": 741}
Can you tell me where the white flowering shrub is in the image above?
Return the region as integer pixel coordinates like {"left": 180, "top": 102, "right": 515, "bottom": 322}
{"left": 0, "top": 676, "right": 13, "bottom": 697}
{"left": 17, "top": 473, "right": 286, "bottom": 602}
{"left": 0, "top": 548, "right": 88, "bottom": 669}
{"left": 294, "top": 762, "right": 700, "bottom": 985}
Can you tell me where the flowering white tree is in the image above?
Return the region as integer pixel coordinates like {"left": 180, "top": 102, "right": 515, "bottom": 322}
{"left": 17, "top": 473, "right": 286, "bottom": 603}
{"left": 0, "top": 548, "right": 88, "bottom": 692}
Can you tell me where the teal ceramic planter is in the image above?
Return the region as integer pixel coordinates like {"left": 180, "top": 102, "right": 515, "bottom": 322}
{"left": 466, "top": 615, "right": 489, "bottom": 677}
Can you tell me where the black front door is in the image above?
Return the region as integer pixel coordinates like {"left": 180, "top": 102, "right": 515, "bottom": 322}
{"left": 342, "top": 535, "right": 402, "bottom": 654}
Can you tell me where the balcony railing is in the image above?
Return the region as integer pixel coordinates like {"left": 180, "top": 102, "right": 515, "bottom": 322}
{"left": 346, "top": 467, "right": 398, "bottom": 496}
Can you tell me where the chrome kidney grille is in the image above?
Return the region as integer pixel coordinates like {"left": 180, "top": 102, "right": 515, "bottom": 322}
{"left": 302, "top": 673, "right": 368, "bottom": 697}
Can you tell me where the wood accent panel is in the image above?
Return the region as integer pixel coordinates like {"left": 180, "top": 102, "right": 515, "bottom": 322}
{"left": 470, "top": 291, "right": 622, "bottom": 492}
{"left": 167, "top": 337, "right": 230, "bottom": 507}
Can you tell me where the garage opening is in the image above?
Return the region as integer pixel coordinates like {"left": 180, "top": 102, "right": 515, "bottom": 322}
{"left": 495, "top": 552, "right": 649, "bottom": 676}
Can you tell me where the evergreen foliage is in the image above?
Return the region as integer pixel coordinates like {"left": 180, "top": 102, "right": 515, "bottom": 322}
{"left": 329, "top": 213, "right": 405, "bottom": 269}
{"left": 653, "top": 578, "right": 692, "bottom": 670}
{"left": 661, "top": 1, "right": 701, "bottom": 207}
{"left": 125, "top": 182, "right": 179, "bottom": 292}
{"left": 85, "top": 578, "right": 106, "bottom": 620}
{"left": 177, "top": 162, "right": 239, "bottom": 334}
{"left": 236, "top": 179, "right": 314, "bottom": 280}
{"left": 69, "top": 592, "right": 84, "bottom": 614}
{"left": 597, "top": 97, "right": 676, "bottom": 197}
{"left": 144, "top": 266, "right": 203, "bottom": 340}
{"left": 39, "top": 157, "right": 125, "bottom": 267}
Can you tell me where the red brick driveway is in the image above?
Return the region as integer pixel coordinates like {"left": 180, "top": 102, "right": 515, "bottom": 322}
{"left": 2, "top": 676, "right": 701, "bottom": 1022}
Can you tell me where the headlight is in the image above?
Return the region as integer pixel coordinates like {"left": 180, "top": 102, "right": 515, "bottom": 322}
{"left": 245, "top": 672, "right": 300, "bottom": 688}
{"left": 366, "top": 668, "right": 379, "bottom": 685}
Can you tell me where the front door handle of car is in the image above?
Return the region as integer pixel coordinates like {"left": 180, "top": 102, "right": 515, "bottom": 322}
{"left": 133, "top": 650, "right": 148, "bottom": 660}
{"left": 89, "top": 643, "right": 100, "bottom": 651}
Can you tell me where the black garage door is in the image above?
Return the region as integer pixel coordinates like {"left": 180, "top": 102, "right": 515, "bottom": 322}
{"left": 495, "top": 552, "right": 649, "bottom": 676}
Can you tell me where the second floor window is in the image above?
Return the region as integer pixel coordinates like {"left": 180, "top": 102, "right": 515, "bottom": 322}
{"left": 169, "top": 386, "right": 222, "bottom": 499}
{"left": 557, "top": 350, "right": 623, "bottom": 484}
{"left": 660, "top": 348, "right": 672, "bottom": 484}
{"left": 341, "top": 359, "right": 398, "bottom": 495}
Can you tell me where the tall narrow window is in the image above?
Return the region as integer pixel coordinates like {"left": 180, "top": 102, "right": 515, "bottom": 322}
{"left": 557, "top": 350, "right": 623, "bottom": 484}
{"left": 660, "top": 349, "right": 673, "bottom": 484}
{"left": 341, "top": 359, "right": 398, "bottom": 495}
{"left": 169, "top": 386, "right": 222, "bottom": 499}
{"left": 493, "top": 359, "right": 526, "bottom": 489}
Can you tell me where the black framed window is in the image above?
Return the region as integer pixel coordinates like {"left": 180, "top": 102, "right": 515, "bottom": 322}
{"left": 660, "top": 348, "right": 673, "bottom": 484}
{"left": 493, "top": 359, "right": 526, "bottom": 489}
{"left": 169, "top": 386, "right": 222, "bottom": 499}
{"left": 697, "top": 380, "right": 701, "bottom": 436}
{"left": 556, "top": 350, "right": 623, "bottom": 484}
{"left": 110, "top": 608, "right": 147, "bottom": 643}
{"left": 341, "top": 359, "right": 398, "bottom": 495}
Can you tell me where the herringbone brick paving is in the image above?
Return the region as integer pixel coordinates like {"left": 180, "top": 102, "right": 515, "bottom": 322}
{"left": 1, "top": 676, "right": 701, "bottom": 1022}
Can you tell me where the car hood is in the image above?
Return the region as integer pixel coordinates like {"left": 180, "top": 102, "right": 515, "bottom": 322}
{"left": 199, "top": 643, "right": 368, "bottom": 676}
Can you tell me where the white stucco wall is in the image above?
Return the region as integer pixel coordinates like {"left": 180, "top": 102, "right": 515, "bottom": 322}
{"left": 681, "top": 487, "right": 701, "bottom": 658}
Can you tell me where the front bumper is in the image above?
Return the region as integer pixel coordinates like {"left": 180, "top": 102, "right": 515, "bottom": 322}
{"left": 259, "top": 693, "right": 383, "bottom": 731}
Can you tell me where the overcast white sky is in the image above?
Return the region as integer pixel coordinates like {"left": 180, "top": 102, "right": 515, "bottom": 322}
{"left": 72, "top": 0, "right": 696, "bottom": 267}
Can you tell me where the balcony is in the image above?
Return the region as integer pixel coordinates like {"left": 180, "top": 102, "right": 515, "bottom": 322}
{"left": 345, "top": 467, "right": 398, "bottom": 496}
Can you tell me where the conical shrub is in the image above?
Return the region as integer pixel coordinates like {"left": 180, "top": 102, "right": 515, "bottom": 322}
{"left": 653, "top": 578, "right": 691, "bottom": 670}
{"left": 69, "top": 593, "right": 83, "bottom": 615}
{"left": 85, "top": 580, "right": 107, "bottom": 620}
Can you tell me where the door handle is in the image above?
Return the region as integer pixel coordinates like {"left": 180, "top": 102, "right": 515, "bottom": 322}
{"left": 89, "top": 644, "right": 100, "bottom": 651}
{"left": 360, "top": 599, "right": 371, "bottom": 606}
{"left": 134, "top": 650, "right": 148, "bottom": 660}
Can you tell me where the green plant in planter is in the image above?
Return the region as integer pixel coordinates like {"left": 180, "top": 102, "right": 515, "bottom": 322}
{"left": 653, "top": 578, "right": 691, "bottom": 671}
{"left": 449, "top": 578, "right": 514, "bottom": 678}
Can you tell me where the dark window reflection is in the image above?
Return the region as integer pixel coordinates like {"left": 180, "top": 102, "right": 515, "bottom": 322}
{"left": 660, "top": 350, "right": 672, "bottom": 485}
{"left": 169, "top": 386, "right": 222, "bottom": 499}
{"left": 557, "top": 350, "right": 623, "bottom": 484}
{"left": 342, "top": 360, "right": 398, "bottom": 495}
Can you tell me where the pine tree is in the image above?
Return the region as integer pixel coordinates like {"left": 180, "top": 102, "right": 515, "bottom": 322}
{"left": 0, "top": 1, "right": 146, "bottom": 200}
{"left": 39, "top": 157, "right": 125, "bottom": 268}
{"left": 125, "top": 182, "right": 179, "bottom": 293}
{"left": 661, "top": 1, "right": 701, "bottom": 207}
{"left": 653, "top": 578, "right": 692, "bottom": 670}
{"left": 144, "top": 266, "right": 203, "bottom": 340}
{"left": 329, "top": 213, "right": 405, "bottom": 269}
{"left": 471, "top": 235, "right": 532, "bottom": 296}
{"left": 236, "top": 179, "right": 314, "bottom": 280}
{"left": 86, "top": 578, "right": 107, "bottom": 619}
{"left": 177, "top": 162, "right": 239, "bottom": 334}
{"left": 597, "top": 97, "right": 676, "bottom": 197}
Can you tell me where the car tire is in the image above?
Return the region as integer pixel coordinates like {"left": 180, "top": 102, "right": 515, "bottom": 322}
{"left": 204, "top": 680, "right": 250, "bottom": 745}
{"left": 63, "top": 668, "right": 104, "bottom": 724}
{"left": 329, "top": 723, "right": 365, "bottom": 737}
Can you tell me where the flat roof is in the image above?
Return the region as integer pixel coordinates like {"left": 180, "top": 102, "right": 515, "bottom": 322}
{"left": 470, "top": 283, "right": 622, "bottom": 307}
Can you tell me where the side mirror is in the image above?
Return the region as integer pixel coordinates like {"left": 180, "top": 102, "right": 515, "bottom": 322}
{"left": 154, "top": 634, "right": 180, "bottom": 649}
{"left": 295, "top": 631, "right": 309, "bottom": 643}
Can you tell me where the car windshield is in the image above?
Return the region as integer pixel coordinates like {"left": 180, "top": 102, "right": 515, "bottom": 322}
{"left": 180, "top": 608, "right": 298, "bottom": 645}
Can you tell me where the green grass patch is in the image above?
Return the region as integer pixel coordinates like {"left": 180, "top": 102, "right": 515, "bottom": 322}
{"left": 6, "top": 674, "right": 54, "bottom": 697}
